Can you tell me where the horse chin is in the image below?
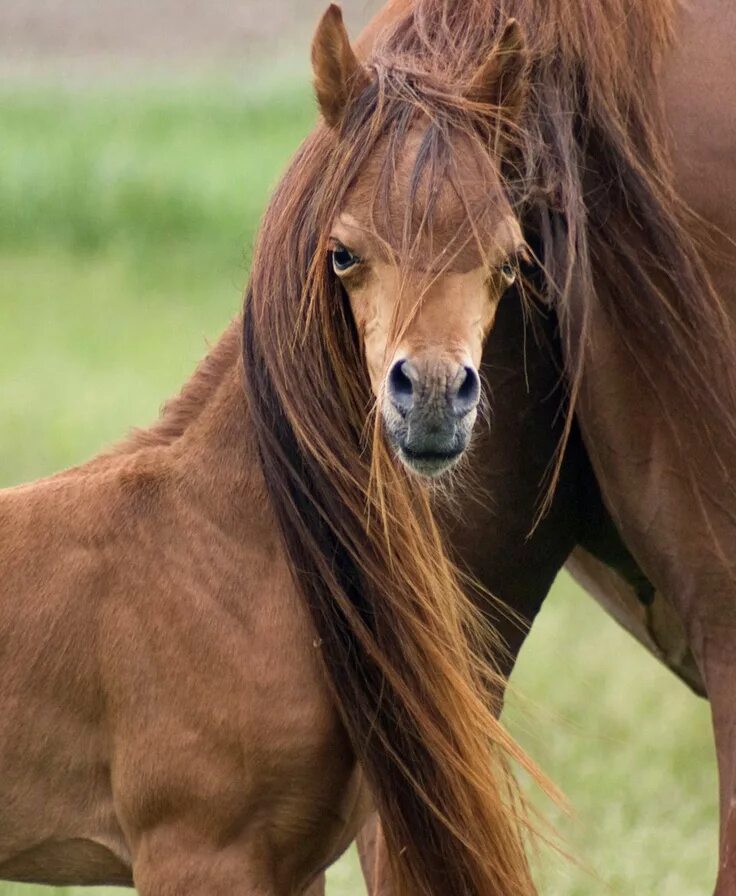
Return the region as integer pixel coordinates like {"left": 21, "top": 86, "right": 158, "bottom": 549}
{"left": 381, "top": 400, "right": 474, "bottom": 478}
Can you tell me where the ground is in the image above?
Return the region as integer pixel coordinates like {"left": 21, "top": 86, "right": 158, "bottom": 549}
{"left": 0, "top": 11, "right": 720, "bottom": 895}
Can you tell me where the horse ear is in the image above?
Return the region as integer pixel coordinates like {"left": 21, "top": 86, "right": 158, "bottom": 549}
{"left": 312, "top": 4, "right": 370, "bottom": 128}
{"left": 469, "top": 19, "right": 528, "bottom": 121}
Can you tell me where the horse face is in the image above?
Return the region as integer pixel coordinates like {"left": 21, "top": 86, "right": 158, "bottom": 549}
{"left": 331, "top": 202, "right": 523, "bottom": 477}
{"left": 312, "top": 4, "right": 527, "bottom": 477}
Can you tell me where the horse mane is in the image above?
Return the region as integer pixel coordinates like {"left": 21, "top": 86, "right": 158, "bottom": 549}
{"left": 242, "top": 9, "right": 560, "bottom": 896}
{"left": 488, "top": 0, "right": 736, "bottom": 511}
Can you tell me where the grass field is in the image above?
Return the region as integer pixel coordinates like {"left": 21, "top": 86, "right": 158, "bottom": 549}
{"left": 0, "top": 80, "right": 718, "bottom": 895}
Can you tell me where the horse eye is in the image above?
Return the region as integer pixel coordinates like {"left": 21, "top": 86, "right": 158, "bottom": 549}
{"left": 500, "top": 261, "right": 517, "bottom": 286}
{"left": 332, "top": 244, "right": 359, "bottom": 273}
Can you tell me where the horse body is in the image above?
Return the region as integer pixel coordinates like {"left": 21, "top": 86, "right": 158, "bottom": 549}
{"left": 0, "top": 328, "right": 368, "bottom": 892}
{"left": 330, "top": 0, "right": 736, "bottom": 892}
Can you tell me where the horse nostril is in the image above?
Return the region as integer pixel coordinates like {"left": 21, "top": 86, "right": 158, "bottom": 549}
{"left": 387, "top": 359, "right": 415, "bottom": 415}
{"left": 452, "top": 365, "right": 480, "bottom": 417}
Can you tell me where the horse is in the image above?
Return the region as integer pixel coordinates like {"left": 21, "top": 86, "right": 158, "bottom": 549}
{"left": 288, "top": 1, "right": 736, "bottom": 893}
{"left": 0, "top": 9, "right": 564, "bottom": 895}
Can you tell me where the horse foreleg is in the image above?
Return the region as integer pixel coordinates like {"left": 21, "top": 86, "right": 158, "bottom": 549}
{"left": 356, "top": 814, "right": 394, "bottom": 896}
{"left": 711, "top": 720, "right": 736, "bottom": 894}
{"left": 700, "top": 630, "right": 736, "bottom": 895}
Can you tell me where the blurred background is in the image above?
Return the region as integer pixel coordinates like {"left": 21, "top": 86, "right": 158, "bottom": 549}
{"left": 0, "top": 1, "right": 717, "bottom": 893}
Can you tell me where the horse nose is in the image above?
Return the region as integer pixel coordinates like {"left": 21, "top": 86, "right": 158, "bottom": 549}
{"left": 387, "top": 359, "right": 418, "bottom": 416}
{"left": 449, "top": 365, "right": 480, "bottom": 418}
{"left": 387, "top": 359, "right": 480, "bottom": 418}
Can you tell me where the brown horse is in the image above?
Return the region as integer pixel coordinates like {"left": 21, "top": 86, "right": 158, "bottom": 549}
{"left": 0, "top": 9, "right": 561, "bottom": 896}
{"left": 295, "top": 0, "right": 736, "bottom": 893}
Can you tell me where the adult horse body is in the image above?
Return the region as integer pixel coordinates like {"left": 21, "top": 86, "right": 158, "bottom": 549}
{"left": 312, "top": 0, "right": 736, "bottom": 892}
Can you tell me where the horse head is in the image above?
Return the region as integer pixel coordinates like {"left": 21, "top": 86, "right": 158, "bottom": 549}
{"left": 312, "top": 4, "right": 529, "bottom": 476}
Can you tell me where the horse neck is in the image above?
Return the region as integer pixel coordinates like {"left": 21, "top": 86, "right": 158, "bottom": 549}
{"left": 111, "top": 318, "right": 243, "bottom": 455}
{"left": 163, "top": 327, "right": 272, "bottom": 533}
{"left": 88, "top": 320, "right": 273, "bottom": 543}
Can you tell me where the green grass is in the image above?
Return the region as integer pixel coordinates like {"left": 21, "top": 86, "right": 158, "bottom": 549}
{"left": 0, "top": 81, "right": 718, "bottom": 895}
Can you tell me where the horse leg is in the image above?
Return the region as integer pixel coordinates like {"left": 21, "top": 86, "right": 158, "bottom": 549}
{"left": 305, "top": 873, "right": 326, "bottom": 895}
{"left": 356, "top": 814, "right": 393, "bottom": 896}
{"left": 697, "top": 627, "right": 736, "bottom": 895}
{"left": 712, "top": 723, "right": 736, "bottom": 893}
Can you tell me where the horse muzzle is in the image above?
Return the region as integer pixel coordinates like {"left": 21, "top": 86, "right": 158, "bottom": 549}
{"left": 382, "top": 357, "right": 480, "bottom": 477}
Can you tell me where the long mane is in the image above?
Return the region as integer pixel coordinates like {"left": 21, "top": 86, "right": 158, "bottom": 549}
{"left": 242, "top": 12, "right": 554, "bottom": 896}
